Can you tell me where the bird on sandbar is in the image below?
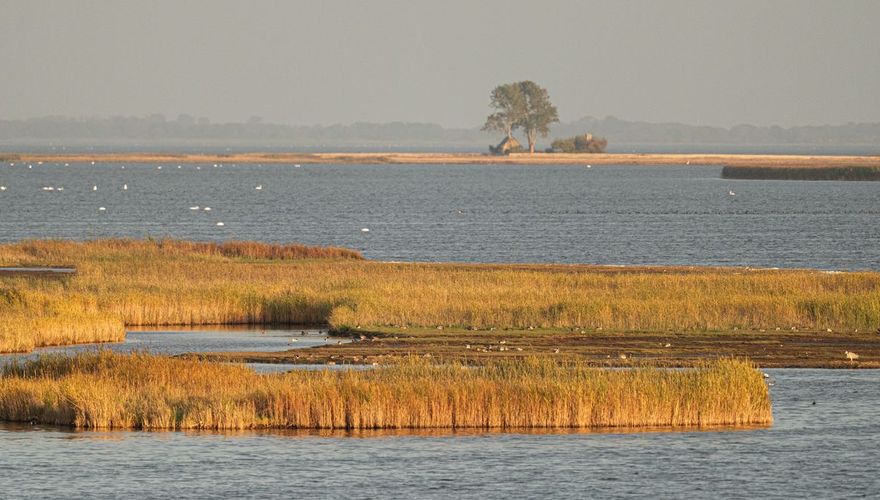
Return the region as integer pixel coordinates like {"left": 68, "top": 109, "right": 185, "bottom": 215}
{"left": 845, "top": 351, "right": 859, "bottom": 363}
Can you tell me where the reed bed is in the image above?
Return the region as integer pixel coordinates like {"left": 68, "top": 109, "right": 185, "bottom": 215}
{"left": 722, "top": 165, "right": 880, "bottom": 181}
{"left": 1, "top": 239, "right": 879, "bottom": 353}
{"left": 0, "top": 352, "right": 772, "bottom": 430}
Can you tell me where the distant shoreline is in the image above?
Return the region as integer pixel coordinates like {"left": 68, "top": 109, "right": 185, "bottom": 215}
{"left": 3, "top": 151, "right": 880, "bottom": 168}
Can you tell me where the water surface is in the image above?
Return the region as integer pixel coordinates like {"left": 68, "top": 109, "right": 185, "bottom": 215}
{"left": 0, "top": 369, "right": 876, "bottom": 498}
{"left": 1, "top": 162, "right": 877, "bottom": 269}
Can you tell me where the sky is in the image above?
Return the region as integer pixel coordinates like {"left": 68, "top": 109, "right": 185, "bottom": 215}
{"left": 1, "top": 0, "right": 879, "bottom": 128}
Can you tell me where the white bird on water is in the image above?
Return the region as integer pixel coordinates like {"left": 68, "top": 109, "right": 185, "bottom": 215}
{"left": 189, "top": 206, "right": 200, "bottom": 210}
{"left": 255, "top": 185, "right": 263, "bottom": 190}
{"left": 98, "top": 207, "right": 106, "bottom": 211}
{"left": 203, "top": 207, "right": 211, "bottom": 211}
{"left": 361, "top": 228, "right": 370, "bottom": 233}
{"left": 92, "top": 185, "right": 98, "bottom": 191}
{"left": 216, "top": 221, "right": 225, "bottom": 227}
{"left": 728, "top": 190, "right": 736, "bottom": 196}
{"left": 0, "top": 186, "right": 6, "bottom": 191}
{"left": 123, "top": 184, "right": 128, "bottom": 191}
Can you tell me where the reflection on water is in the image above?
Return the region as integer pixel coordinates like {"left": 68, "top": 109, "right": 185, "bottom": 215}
{"left": 0, "top": 369, "right": 878, "bottom": 498}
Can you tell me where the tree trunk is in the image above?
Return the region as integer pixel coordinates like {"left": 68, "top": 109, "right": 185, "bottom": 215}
{"left": 528, "top": 128, "right": 537, "bottom": 153}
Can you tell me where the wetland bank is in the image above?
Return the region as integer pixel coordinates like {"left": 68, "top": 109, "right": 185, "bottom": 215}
{"left": 0, "top": 238, "right": 876, "bottom": 432}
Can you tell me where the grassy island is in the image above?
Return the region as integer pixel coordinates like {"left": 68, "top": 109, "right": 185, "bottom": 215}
{"left": 0, "top": 352, "right": 772, "bottom": 430}
{"left": 1, "top": 239, "right": 878, "bottom": 367}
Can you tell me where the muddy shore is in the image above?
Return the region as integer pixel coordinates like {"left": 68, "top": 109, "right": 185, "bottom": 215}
{"left": 195, "top": 328, "right": 880, "bottom": 369}
{"left": 5, "top": 151, "right": 880, "bottom": 168}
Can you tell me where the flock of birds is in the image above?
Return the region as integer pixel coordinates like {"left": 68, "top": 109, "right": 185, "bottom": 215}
{"left": 1, "top": 160, "right": 742, "bottom": 236}
{"left": 0, "top": 161, "right": 325, "bottom": 232}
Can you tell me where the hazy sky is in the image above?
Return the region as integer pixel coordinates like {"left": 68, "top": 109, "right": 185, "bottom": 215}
{"left": 2, "top": 0, "right": 878, "bottom": 128}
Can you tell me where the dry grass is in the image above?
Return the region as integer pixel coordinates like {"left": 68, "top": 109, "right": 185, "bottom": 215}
{"left": 0, "top": 352, "right": 772, "bottom": 430}
{"left": 1, "top": 239, "right": 879, "bottom": 353}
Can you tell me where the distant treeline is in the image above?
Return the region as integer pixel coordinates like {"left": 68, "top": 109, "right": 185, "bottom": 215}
{"left": 2, "top": 115, "right": 880, "bottom": 148}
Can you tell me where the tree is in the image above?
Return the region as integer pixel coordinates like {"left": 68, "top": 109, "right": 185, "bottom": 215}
{"left": 517, "top": 81, "right": 559, "bottom": 153}
{"left": 482, "top": 83, "right": 526, "bottom": 140}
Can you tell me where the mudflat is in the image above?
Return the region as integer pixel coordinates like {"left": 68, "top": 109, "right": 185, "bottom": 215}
{"left": 5, "top": 151, "right": 880, "bottom": 167}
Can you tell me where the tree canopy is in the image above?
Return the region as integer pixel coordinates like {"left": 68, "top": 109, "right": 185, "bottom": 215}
{"left": 481, "top": 83, "right": 526, "bottom": 140}
{"left": 518, "top": 81, "right": 559, "bottom": 153}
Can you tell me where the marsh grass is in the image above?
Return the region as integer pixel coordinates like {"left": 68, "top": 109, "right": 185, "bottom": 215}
{"left": 0, "top": 352, "right": 772, "bottom": 430}
{"left": 1, "top": 239, "right": 879, "bottom": 353}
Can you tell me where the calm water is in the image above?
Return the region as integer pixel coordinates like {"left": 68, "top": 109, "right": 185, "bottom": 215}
{"left": 0, "top": 328, "right": 349, "bottom": 374}
{"left": 1, "top": 162, "right": 878, "bottom": 269}
{"left": 0, "top": 369, "right": 876, "bottom": 498}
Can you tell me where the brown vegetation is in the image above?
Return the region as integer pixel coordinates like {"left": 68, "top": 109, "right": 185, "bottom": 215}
{"left": 2, "top": 239, "right": 879, "bottom": 359}
{"left": 0, "top": 352, "right": 772, "bottom": 430}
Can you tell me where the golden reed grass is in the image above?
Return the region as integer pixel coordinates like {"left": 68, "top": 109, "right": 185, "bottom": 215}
{"left": 0, "top": 352, "right": 772, "bottom": 430}
{"left": 1, "top": 238, "right": 879, "bottom": 353}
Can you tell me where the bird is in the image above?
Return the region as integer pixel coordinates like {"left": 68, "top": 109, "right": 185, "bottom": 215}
{"left": 203, "top": 207, "right": 211, "bottom": 211}
{"left": 845, "top": 351, "right": 859, "bottom": 363}
{"left": 92, "top": 185, "right": 97, "bottom": 191}
{"left": 98, "top": 207, "right": 106, "bottom": 211}
{"left": 553, "top": 348, "right": 560, "bottom": 354}
{"left": 619, "top": 353, "right": 628, "bottom": 360}
{"left": 294, "top": 164, "right": 301, "bottom": 168}
{"left": 157, "top": 166, "right": 163, "bottom": 170}
{"left": 0, "top": 186, "right": 6, "bottom": 191}
{"left": 728, "top": 190, "right": 736, "bottom": 196}
{"left": 586, "top": 164, "right": 592, "bottom": 169}
{"left": 255, "top": 185, "right": 263, "bottom": 190}
{"left": 56, "top": 187, "right": 64, "bottom": 192}
{"left": 289, "top": 338, "right": 299, "bottom": 343}
{"left": 123, "top": 184, "right": 128, "bottom": 191}
{"left": 361, "top": 228, "right": 370, "bottom": 232}
{"left": 189, "top": 206, "right": 200, "bottom": 210}
{"left": 216, "top": 222, "right": 225, "bottom": 226}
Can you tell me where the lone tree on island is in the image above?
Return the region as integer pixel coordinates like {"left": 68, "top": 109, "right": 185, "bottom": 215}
{"left": 518, "top": 81, "right": 559, "bottom": 153}
{"left": 483, "top": 81, "right": 559, "bottom": 154}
